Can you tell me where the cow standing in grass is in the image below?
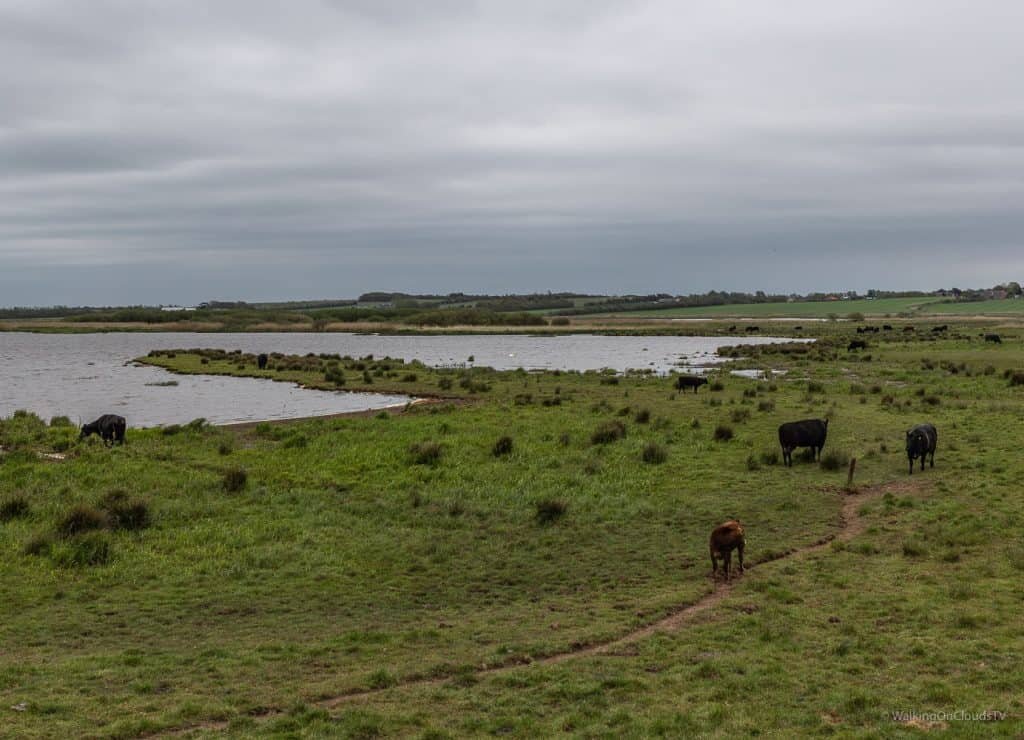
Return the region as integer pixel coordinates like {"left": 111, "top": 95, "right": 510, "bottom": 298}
{"left": 906, "top": 423, "right": 937, "bottom": 474}
{"left": 778, "top": 418, "right": 828, "bottom": 466}
{"left": 257, "top": 353, "right": 269, "bottom": 369}
{"left": 984, "top": 334, "right": 1002, "bottom": 344}
{"left": 710, "top": 520, "right": 745, "bottom": 581}
{"left": 674, "top": 375, "right": 708, "bottom": 393}
{"left": 80, "top": 414, "right": 126, "bottom": 445}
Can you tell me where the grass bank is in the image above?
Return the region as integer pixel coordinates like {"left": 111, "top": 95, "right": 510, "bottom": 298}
{"left": 1, "top": 325, "right": 1023, "bottom": 736}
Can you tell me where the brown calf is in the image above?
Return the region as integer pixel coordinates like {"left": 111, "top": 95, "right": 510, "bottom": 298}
{"left": 709, "top": 520, "right": 745, "bottom": 581}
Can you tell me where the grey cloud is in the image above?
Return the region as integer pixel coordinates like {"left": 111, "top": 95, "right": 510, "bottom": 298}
{"left": 1, "top": 0, "right": 1022, "bottom": 305}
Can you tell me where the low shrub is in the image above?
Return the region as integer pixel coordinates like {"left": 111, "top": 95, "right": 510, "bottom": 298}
{"left": 709, "top": 381, "right": 725, "bottom": 392}
{"left": 0, "top": 496, "right": 30, "bottom": 522}
{"left": 492, "top": 436, "right": 514, "bottom": 457}
{"left": 634, "top": 408, "right": 651, "bottom": 424}
{"left": 757, "top": 400, "right": 775, "bottom": 412}
{"left": 57, "top": 505, "right": 107, "bottom": 537}
{"left": 535, "top": 498, "right": 567, "bottom": 524}
{"left": 713, "top": 425, "right": 734, "bottom": 442}
{"left": 642, "top": 442, "right": 668, "bottom": 464}
{"left": 820, "top": 450, "right": 850, "bottom": 472}
{"left": 759, "top": 450, "right": 780, "bottom": 465}
{"left": 52, "top": 532, "right": 112, "bottom": 568}
{"left": 1009, "top": 371, "right": 1024, "bottom": 387}
{"left": 222, "top": 467, "right": 248, "bottom": 492}
{"left": 746, "top": 454, "right": 760, "bottom": 471}
{"left": 591, "top": 420, "right": 627, "bottom": 445}
{"left": 98, "top": 491, "right": 150, "bottom": 531}
{"left": 730, "top": 409, "right": 751, "bottom": 423}
{"left": 410, "top": 441, "right": 443, "bottom": 465}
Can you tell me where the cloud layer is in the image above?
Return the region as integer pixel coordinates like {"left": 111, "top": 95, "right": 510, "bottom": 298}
{"left": 2, "top": 0, "right": 1023, "bottom": 304}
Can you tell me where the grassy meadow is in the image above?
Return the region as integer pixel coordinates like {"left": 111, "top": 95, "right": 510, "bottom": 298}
{"left": 1, "top": 326, "right": 1024, "bottom": 737}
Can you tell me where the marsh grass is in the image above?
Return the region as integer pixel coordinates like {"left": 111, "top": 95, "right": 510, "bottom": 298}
{"left": 222, "top": 466, "right": 248, "bottom": 492}
{"left": 0, "top": 495, "right": 29, "bottom": 521}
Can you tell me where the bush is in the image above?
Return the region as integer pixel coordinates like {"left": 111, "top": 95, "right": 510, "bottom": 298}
{"left": 759, "top": 450, "right": 780, "bottom": 465}
{"left": 58, "top": 505, "right": 107, "bottom": 537}
{"left": 746, "top": 454, "right": 761, "bottom": 471}
{"left": 98, "top": 491, "right": 150, "bottom": 531}
{"left": 0, "top": 496, "right": 30, "bottom": 522}
{"left": 52, "top": 532, "right": 112, "bottom": 567}
{"left": 222, "top": 467, "right": 248, "bottom": 492}
{"left": 535, "top": 498, "right": 567, "bottom": 524}
{"left": 218, "top": 440, "right": 233, "bottom": 456}
{"left": 591, "top": 420, "right": 627, "bottom": 445}
{"left": 730, "top": 409, "right": 751, "bottom": 423}
{"left": 492, "top": 436, "right": 514, "bottom": 457}
{"left": 923, "top": 395, "right": 941, "bottom": 406}
{"left": 807, "top": 381, "right": 825, "bottom": 393}
{"left": 713, "top": 425, "right": 734, "bottom": 442}
{"left": 642, "top": 442, "right": 668, "bottom": 464}
{"left": 49, "top": 416, "right": 74, "bottom": 428}
{"left": 1009, "top": 371, "right": 1024, "bottom": 387}
{"left": 757, "top": 400, "right": 775, "bottom": 412}
{"left": 634, "top": 408, "right": 651, "bottom": 424}
{"left": 709, "top": 381, "right": 725, "bottom": 391}
{"left": 23, "top": 532, "right": 53, "bottom": 557}
{"left": 438, "top": 377, "right": 453, "bottom": 391}
{"left": 820, "top": 450, "right": 850, "bottom": 472}
{"left": 410, "top": 441, "right": 443, "bottom": 465}
{"left": 401, "top": 373, "right": 418, "bottom": 382}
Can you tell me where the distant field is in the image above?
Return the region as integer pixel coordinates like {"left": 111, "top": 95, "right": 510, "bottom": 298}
{"left": 919, "top": 298, "right": 1024, "bottom": 315}
{"left": 588, "top": 297, "right": 943, "bottom": 318}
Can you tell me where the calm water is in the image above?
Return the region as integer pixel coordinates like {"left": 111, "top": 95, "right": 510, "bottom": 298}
{"left": 0, "top": 332, "right": 801, "bottom": 427}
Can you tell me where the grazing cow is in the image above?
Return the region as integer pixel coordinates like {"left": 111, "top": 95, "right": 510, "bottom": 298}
{"left": 257, "top": 353, "right": 269, "bottom": 369}
{"left": 674, "top": 374, "right": 709, "bottom": 393}
{"left": 903, "top": 326, "right": 915, "bottom": 332}
{"left": 931, "top": 325, "right": 948, "bottom": 333}
{"left": 883, "top": 324, "right": 893, "bottom": 331}
{"left": 906, "top": 423, "right": 937, "bottom": 474}
{"left": 856, "top": 326, "right": 866, "bottom": 334}
{"left": 848, "top": 339, "right": 868, "bottom": 351}
{"left": 727, "top": 325, "right": 737, "bottom": 332}
{"left": 984, "top": 334, "right": 1002, "bottom": 344}
{"left": 80, "top": 414, "right": 126, "bottom": 445}
{"left": 778, "top": 418, "right": 828, "bottom": 467}
{"left": 709, "top": 520, "right": 745, "bottom": 581}
{"left": 793, "top": 325, "right": 803, "bottom": 331}
{"left": 745, "top": 325, "right": 760, "bottom": 332}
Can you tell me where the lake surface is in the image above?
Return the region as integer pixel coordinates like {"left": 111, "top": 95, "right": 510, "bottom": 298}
{"left": 0, "top": 332, "right": 802, "bottom": 427}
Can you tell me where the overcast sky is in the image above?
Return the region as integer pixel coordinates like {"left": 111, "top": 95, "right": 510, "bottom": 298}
{"left": 2, "top": 0, "right": 1023, "bottom": 306}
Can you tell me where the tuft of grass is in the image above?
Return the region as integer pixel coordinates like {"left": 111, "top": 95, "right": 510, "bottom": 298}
{"left": 23, "top": 532, "right": 54, "bottom": 557}
{"left": 57, "top": 505, "right": 108, "bottom": 538}
{"left": 641, "top": 442, "right": 668, "bottom": 464}
{"left": 634, "top": 408, "right": 651, "bottom": 424}
{"left": 819, "top": 450, "right": 850, "bottom": 472}
{"left": 0, "top": 496, "right": 30, "bottom": 522}
{"left": 591, "top": 420, "right": 626, "bottom": 445}
{"left": 713, "top": 425, "right": 734, "bottom": 442}
{"left": 222, "top": 467, "right": 248, "bottom": 492}
{"left": 709, "top": 380, "right": 725, "bottom": 392}
{"left": 745, "top": 455, "right": 761, "bottom": 471}
{"left": 218, "top": 440, "right": 233, "bottom": 456}
{"left": 492, "top": 436, "right": 514, "bottom": 457}
{"left": 410, "top": 441, "right": 443, "bottom": 465}
{"left": 98, "top": 491, "right": 150, "bottom": 531}
{"left": 534, "top": 498, "right": 567, "bottom": 524}
{"left": 759, "top": 450, "right": 780, "bottom": 466}
{"left": 757, "top": 400, "right": 775, "bottom": 412}
{"left": 52, "top": 532, "right": 112, "bottom": 568}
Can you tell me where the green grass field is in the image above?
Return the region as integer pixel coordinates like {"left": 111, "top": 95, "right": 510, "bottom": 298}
{"left": 2, "top": 329, "right": 1024, "bottom": 737}
{"left": 590, "top": 297, "right": 946, "bottom": 318}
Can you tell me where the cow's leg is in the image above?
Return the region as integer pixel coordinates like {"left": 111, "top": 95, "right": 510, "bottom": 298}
{"left": 908, "top": 456, "right": 913, "bottom": 475}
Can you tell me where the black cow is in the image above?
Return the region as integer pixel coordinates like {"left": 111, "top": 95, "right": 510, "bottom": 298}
{"left": 674, "top": 374, "right": 709, "bottom": 393}
{"left": 906, "top": 423, "right": 937, "bottom": 474}
{"left": 727, "top": 325, "right": 737, "bottom": 332}
{"left": 745, "top": 325, "right": 760, "bottom": 332}
{"left": 984, "top": 334, "right": 1002, "bottom": 344}
{"left": 856, "top": 326, "right": 866, "bottom": 334}
{"left": 848, "top": 339, "right": 868, "bottom": 351}
{"left": 257, "top": 353, "right": 269, "bottom": 369}
{"left": 80, "top": 414, "right": 126, "bottom": 445}
{"left": 883, "top": 324, "right": 893, "bottom": 331}
{"left": 903, "top": 326, "right": 915, "bottom": 333}
{"left": 931, "top": 325, "right": 948, "bottom": 333}
{"left": 793, "top": 325, "right": 803, "bottom": 331}
{"left": 778, "top": 418, "right": 828, "bottom": 467}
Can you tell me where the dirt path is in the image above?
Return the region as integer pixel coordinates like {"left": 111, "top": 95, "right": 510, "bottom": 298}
{"left": 154, "top": 479, "right": 923, "bottom": 737}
